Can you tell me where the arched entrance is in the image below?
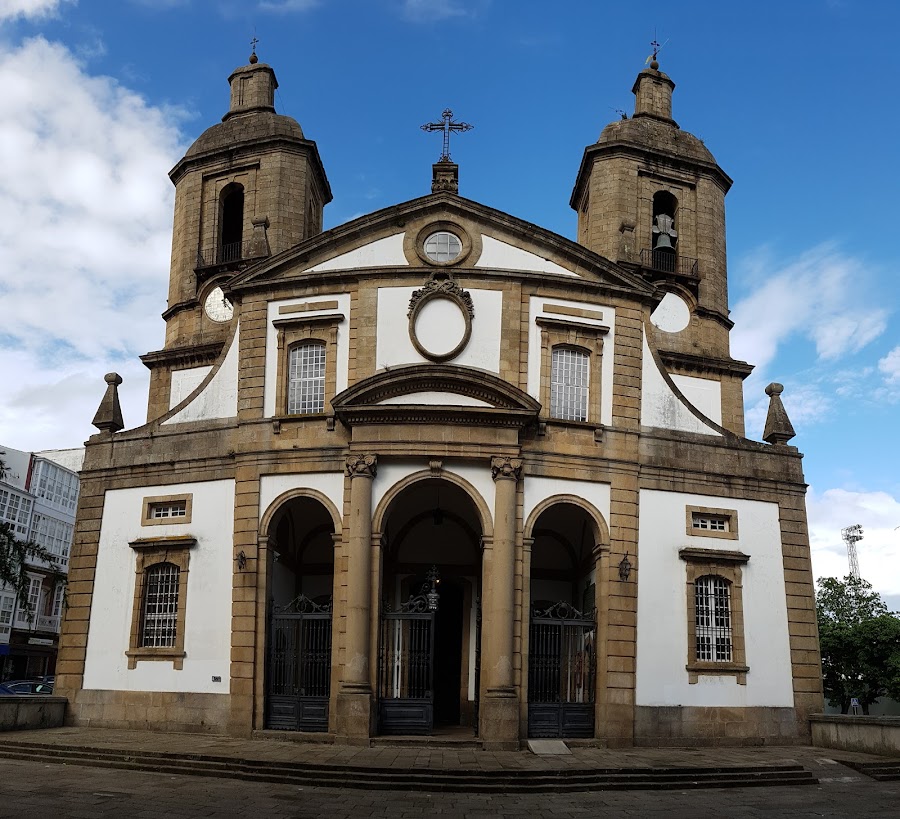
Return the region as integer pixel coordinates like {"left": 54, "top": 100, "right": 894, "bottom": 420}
{"left": 527, "top": 500, "right": 599, "bottom": 738}
{"left": 263, "top": 493, "right": 337, "bottom": 732}
{"left": 377, "top": 477, "right": 483, "bottom": 735}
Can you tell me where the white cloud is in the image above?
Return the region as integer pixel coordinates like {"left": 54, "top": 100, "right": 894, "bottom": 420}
{"left": 879, "top": 346, "right": 900, "bottom": 384}
{"left": 0, "top": 37, "right": 186, "bottom": 451}
{"left": 401, "top": 0, "right": 488, "bottom": 22}
{"left": 730, "top": 243, "right": 888, "bottom": 373}
{"left": 0, "top": 0, "right": 72, "bottom": 22}
{"left": 807, "top": 487, "right": 900, "bottom": 599}
{"left": 258, "top": 0, "right": 318, "bottom": 11}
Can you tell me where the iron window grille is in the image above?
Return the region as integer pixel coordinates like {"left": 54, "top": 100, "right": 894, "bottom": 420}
{"left": 694, "top": 575, "right": 732, "bottom": 662}
{"left": 550, "top": 347, "right": 589, "bottom": 421}
{"left": 288, "top": 342, "right": 326, "bottom": 414}
{"left": 141, "top": 563, "right": 180, "bottom": 648}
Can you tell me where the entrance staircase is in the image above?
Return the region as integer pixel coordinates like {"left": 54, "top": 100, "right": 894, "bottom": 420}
{"left": 0, "top": 736, "right": 818, "bottom": 792}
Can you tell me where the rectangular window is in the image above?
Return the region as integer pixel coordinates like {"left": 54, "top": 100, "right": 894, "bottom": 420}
{"left": 288, "top": 342, "right": 326, "bottom": 415}
{"left": 141, "top": 494, "right": 193, "bottom": 527}
{"left": 150, "top": 501, "right": 187, "bottom": 520}
{"left": 0, "top": 488, "right": 33, "bottom": 537}
{"left": 695, "top": 576, "right": 733, "bottom": 662}
{"left": 550, "top": 347, "right": 589, "bottom": 422}
{"left": 692, "top": 514, "right": 729, "bottom": 532}
{"left": 141, "top": 563, "right": 180, "bottom": 648}
{"left": 0, "top": 595, "right": 13, "bottom": 626}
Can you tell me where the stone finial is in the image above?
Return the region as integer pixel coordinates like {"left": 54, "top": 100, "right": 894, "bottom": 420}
{"left": 92, "top": 373, "right": 125, "bottom": 434}
{"left": 762, "top": 382, "right": 796, "bottom": 446}
{"left": 249, "top": 215, "right": 271, "bottom": 258}
{"left": 431, "top": 160, "right": 459, "bottom": 194}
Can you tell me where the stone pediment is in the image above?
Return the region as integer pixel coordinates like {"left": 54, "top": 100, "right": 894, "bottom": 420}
{"left": 331, "top": 364, "right": 541, "bottom": 429}
{"left": 227, "top": 193, "right": 657, "bottom": 300}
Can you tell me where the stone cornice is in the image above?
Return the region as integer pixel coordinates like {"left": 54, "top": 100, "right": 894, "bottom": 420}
{"left": 140, "top": 342, "right": 225, "bottom": 371}
{"left": 658, "top": 350, "right": 754, "bottom": 379}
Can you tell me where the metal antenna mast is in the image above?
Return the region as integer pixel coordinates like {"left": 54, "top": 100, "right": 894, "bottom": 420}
{"left": 841, "top": 524, "right": 864, "bottom": 579}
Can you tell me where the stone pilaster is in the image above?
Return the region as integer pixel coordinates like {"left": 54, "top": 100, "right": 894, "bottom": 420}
{"left": 335, "top": 453, "right": 377, "bottom": 743}
{"left": 481, "top": 455, "right": 522, "bottom": 750}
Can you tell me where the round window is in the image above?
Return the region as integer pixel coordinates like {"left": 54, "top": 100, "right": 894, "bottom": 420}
{"left": 423, "top": 231, "right": 462, "bottom": 263}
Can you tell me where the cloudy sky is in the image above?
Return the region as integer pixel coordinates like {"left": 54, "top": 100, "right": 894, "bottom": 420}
{"left": 0, "top": 0, "right": 898, "bottom": 607}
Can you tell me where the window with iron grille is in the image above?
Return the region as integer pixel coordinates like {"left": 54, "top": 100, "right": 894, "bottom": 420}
{"left": 550, "top": 347, "right": 589, "bottom": 421}
{"left": 141, "top": 563, "right": 180, "bottom": 648}
{"left": 288, "top": 341, "right": 326, "bottom": 414}
{"left": 694, "top": 575, "right": 732, "bottom": 662}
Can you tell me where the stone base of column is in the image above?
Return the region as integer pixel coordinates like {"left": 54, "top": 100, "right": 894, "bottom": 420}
{"left": 479, "top": 689, "right": 520, "bottom": 751}
{"left": 334, "top": 689, "right": 375, "bottom": 745}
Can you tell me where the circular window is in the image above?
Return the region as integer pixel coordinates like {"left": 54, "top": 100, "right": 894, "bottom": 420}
{"left": 423, "top": 231, "right": 462, "bottom": 263}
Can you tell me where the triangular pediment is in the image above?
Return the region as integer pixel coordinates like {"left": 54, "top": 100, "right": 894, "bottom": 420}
{"left": 331, "top": 364, "right": 541, "bottom": 429}
{"left": 228, "top": 192, "right": 657, "bottom": 300}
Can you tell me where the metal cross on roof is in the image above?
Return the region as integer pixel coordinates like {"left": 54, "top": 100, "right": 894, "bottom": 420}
{"left": 420, "top": 109, "right": 473, "bottom": 162}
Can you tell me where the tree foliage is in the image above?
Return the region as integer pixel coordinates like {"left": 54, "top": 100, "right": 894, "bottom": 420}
{"left": 816, "top": 576, "right": 900, "bottom": 713}
{"left": 0, "top": 455, "right": 65, "bottom": 619}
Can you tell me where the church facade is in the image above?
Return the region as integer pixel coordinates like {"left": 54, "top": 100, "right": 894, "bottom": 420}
{"left": 56, "top": 53, "right": 824, "bottom": 748}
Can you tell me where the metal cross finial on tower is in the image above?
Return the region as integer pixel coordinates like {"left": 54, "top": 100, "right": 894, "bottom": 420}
{"left": 646, "top": 32, "right": 668, "bottom": 69}
{"left": 842, "top": 524, "right": 864, "bottom": 579}
{"left": 421, "top": 109, "right": 473, "bottom": 162}
{"left": 249, "top": 36, "right": 259, "bottom": 64}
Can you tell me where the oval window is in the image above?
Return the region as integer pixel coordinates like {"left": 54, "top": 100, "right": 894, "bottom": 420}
{"left": 423, "top": 231, "right": 462, "bottom": 263}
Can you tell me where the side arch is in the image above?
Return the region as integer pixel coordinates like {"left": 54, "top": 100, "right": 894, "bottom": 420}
{"left": 524, "top": 493, "right": 610, "bottom": 555}
{"left": 372, "top": 468, "right": 494, "bottom": 540}
{"left": 259, "top": 486, "right": 343, "bottom": 540}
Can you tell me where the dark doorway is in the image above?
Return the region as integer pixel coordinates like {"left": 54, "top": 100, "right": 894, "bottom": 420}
{"left": 433, "top": 580, "right": 464, "bottom": 726}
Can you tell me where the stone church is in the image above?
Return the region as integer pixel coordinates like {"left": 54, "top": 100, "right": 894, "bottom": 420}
{"left": 57, "top": 52, "right": 824, "bottom": 748}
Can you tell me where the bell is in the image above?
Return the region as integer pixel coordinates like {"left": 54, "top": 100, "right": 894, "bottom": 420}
{"left": 654, "top": 233, "right": 673, "bottom": 250}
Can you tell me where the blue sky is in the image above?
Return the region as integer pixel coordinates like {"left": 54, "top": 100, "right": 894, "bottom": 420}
{"left": 0, "top": 0, "right": 897, "bottom": 605}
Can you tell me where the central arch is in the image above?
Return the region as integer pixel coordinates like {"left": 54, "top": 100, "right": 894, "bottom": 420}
{"left": 375, "top": 474, "right": 486, "bottom": 735}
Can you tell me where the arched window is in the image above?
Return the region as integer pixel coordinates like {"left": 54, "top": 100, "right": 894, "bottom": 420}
{"left": 550, "top": 346, "right": 589, "bottom": 422}
{"left": 651, "top": 191, "right": 678, "bottom": 272}
{"left": 694, "top": 575, "right": 732, "bottom": 662}
{"left": 141, "top": 562, "right": 180, "bottom": 648}
{"left": 219, "top": 184, "right": 245, "bottom": 263}
{"left": 288, "top": 341, "right": 326, "bottom": 415}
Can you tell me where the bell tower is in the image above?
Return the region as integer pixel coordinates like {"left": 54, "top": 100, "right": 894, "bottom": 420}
{"left": 143, "top": 51, "right": 332, "bottom": 421}
{"left": 571, "top": 57, "right": 752, "bottom": 434}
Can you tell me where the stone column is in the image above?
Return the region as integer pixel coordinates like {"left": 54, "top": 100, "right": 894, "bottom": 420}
{"left": 481, "top": 455, "right": 522, "bottom": 750}
{"left": 336, "top": 453, "right": 377, "bottom": 743}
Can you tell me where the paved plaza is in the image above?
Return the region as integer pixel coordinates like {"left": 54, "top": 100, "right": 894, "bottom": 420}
{"left": 0, "top": 729, "right": 898, "bottom": 818}
{"left": 0, "top": 754, "right": 898, "bottom": 818}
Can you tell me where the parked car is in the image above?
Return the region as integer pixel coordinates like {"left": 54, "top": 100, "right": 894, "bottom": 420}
{"left": 0, "top": 679, "right": 54, "bottom": 695}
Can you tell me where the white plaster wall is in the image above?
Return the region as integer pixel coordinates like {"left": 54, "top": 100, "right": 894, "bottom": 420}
{"left": 523, "top": 476, "right": 610, "bottom": 532}
{"left": 258, "top": 472, "right": 345, "bottom": 526}
{"left": 83, "top": 479, "right": 235, "bottom": 693}
{"left": 263, "top": 294, "right": 351, "bottom": 418}
{"left": 304, "top": 233, "right": 408, "bottom": 272}
{"left": 635, "top": 489, "right": 795, "bottom": 707}
{"left": 372, "top": 460, "right": 494, "bottom": 532}
{"left": 476, "top": 235, "right": 578, "bottom": 277}
{"left": 169, "top": 366, "right": 213, "bottom": 410}
{"left": 379, "top": 391, "right": 491, "bottom": 407}
{"left": 163, "top": 331, "right": 238, "bottom": 425}
{"left": 376, "top": 287, "right": 502, "bottom": 373}
{"left": 526, "top": 297, "right": 615, "bottom": 426}
{"left": 641, "top": 334, "right": 720, "bottom": 436}
{"left": 670, "top": 374, "right": 722, "bottom": 426}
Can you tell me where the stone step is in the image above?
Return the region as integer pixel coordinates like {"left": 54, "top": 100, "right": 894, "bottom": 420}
{"left": 0, "top": 741, "right": 818, "bottom": 793}
{"left": 839, "top": 760, "right": 900, "bottom": 781}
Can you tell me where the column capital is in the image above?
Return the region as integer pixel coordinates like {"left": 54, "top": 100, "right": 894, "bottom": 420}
{"left": 345, "top": 453, "right": 378, "bottom": 479}
{"left": 490, "top": 456, "right": 523, "bottom": 482}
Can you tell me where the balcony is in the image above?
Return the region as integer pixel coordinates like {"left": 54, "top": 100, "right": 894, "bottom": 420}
{"left": 639, "top": 248, "right": 699, "bottom": 278}
{"left": 195, "top": 240, "right": 268, "bottom": 270}
{"left": 12, "top": 613, "right": 61, "bottom": 634}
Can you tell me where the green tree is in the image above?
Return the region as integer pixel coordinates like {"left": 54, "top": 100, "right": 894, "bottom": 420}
{"left": 816, "top": 576, "right": 900, "bottom": 714}
{"left": 0, "top": 455, "right": 65, "bottom": 619}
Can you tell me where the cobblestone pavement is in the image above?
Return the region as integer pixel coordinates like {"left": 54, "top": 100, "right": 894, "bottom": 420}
{"left": 1, "top": 756, "right": 899, "bottom": 818}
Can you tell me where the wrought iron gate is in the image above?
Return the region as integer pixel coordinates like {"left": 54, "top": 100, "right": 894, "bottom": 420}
{"left": 266, "top": 595, "right": 332, "bottom": 732}
{"left": 378, "top": 592, "right": 436, "bottom": 735}
{"left": 527, "top": 601, "right": 596, "bottom": 738}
